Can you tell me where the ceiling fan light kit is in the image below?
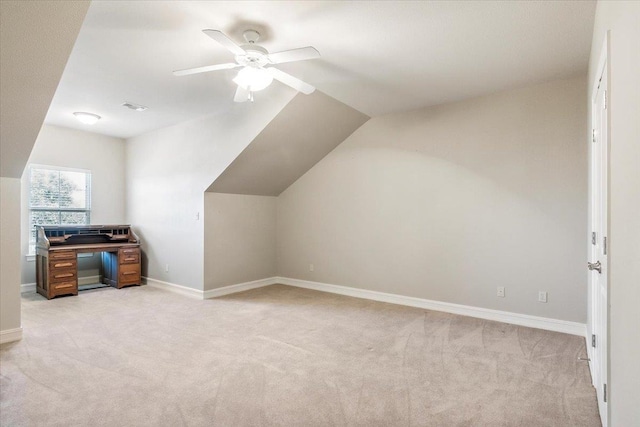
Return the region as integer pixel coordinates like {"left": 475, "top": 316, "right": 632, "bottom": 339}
{"left": 233, "top": 66, "right": 273, "bottom": 92}
{"left": 174, "top": 29, "right": 320, "bottom": 103}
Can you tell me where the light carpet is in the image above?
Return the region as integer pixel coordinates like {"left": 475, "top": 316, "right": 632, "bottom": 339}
{"left": 1, "top": 284, "right": 600, "bottom": 426}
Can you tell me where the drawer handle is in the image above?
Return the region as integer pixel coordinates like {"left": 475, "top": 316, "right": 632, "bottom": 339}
{"left": 54, "top": 283, "right": 74, "bottom": 289}
{"left": 122, "top": 249, "right": 137, "bottom": 253}
{"left": 52, "top": 253, "right": 73, "bottom": 259}
{"left": 54, "top": 262, "right": 73, "bottom": 268}
{"left": 122, "top": 271, "right": 137, "bottom": 276}
{"left": 123, "top": 257, "right": 137, "bottom": 262}
{"left": 54, "top": 273, "right": 74, "bottom": 279}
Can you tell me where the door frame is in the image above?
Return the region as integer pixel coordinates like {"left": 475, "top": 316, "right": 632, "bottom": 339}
{"left": 588, "top": 31, "right": 609, "bottom": 427}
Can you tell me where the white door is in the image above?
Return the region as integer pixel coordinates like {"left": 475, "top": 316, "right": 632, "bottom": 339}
{"left": 589, "top": 61, "right": 608, "bottom": 426}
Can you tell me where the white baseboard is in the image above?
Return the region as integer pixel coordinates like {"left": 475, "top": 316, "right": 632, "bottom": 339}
{"left": 275, "top": 277, "right": 586, "bottom": 336}
{"left": 93, "top": 274, "right": 587, "bottom": 336}
{"left": 203, "top": 277, "right": 278, "bottom": 299}
{"left": 21, "top": 283, "right": 36, "bottom": 293}
{"left": 143, "top": 276, "right": 279, "bottom": 300}
{"left": 144, "top": 277, "right": 203, "bottom": 299}
{"left": 0, "top": 327, "right": 23, "bottom": 344}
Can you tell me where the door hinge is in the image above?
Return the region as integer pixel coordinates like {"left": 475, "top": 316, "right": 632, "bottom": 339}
{"left": 603, "top": 236, "right": 607, "bottom": 255}
{"left": 592, "top": 129, "right": 596, "bottom": 143}
{"left": 592, "top": 232, "right": 597, "bottom": 245}
{"left": 604, "top": 90, "right": 607, "bottom": 110}
{"left": 592, "top": 334, "right": 596, "bottom": 348}
{"left": 604, "top": 383, "right": 607, "bottom": 402}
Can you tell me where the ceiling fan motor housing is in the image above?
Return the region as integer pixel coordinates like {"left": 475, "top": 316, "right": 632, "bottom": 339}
{"left": 243, "top": 29, "right": 261, "bottom": 44}
{"left": 236, "top": 44, "right": 270, "bottom": 67}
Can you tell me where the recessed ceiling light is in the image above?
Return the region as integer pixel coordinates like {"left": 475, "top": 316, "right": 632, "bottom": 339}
{"left": 73, "top": 112, "right": 101, "bottom": 125}
{"left": 122, "top": 102, "right": 148, "bottom": 111}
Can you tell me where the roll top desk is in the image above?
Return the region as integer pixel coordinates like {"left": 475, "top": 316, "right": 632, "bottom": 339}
{"left": 35, "top": 225, "right": 142, "bottom": 299}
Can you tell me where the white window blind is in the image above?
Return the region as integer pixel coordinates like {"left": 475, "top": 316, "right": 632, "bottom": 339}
{"left": 28, "top": 165, "right": 92, "bottom": 254}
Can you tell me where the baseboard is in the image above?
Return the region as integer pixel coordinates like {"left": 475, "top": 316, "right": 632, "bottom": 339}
{"left": 0, "top": 327, "right": 23, "bottom": 344}
{"left": 275, "top": 277, "right": 586, "bottom": 336}
{"left": 84, "top": 274, "right": 586, "bottom": 336}
{"left": 203, "top": 277, "right": 278, "bottom": 299}
{"left": 144, "top": 277, "right": 203, "bottom": 299}
{"left": 21, "top": 283, "right": 36, "bottom": 293}
{"left": 581, "top": 324, "right": 589, "bottom": 343}
{"left": 143, "top": 276, "right": 279, "bottom": 300}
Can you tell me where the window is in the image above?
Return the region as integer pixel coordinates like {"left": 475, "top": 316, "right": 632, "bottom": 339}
{"left": 28, "top": 165, "right": 91, "bottom": 254}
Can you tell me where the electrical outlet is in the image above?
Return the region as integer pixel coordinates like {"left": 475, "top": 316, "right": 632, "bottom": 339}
{"left": 497, "top": 286, "right": 505, "bottom": 298}
{"left": 165, "top": 264, "right": 169, "bottom": 273}
{"left": 538, "top": 291, "right": 548, "bottom": 303}
{"left": 309, "top": 263, "right": 314, "bottom": 272}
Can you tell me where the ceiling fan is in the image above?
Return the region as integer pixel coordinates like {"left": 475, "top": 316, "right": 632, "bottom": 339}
{"left": 173, "top": 29, "right": 320, "bottom": 102}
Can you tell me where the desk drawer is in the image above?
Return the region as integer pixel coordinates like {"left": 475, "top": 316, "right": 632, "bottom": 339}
{"left": 119, "top": 248, "right": 140, "bottom": 264}
{"left": 50, "top": 250, "right": 76, "bottom": 261}
{"left": 50, "top": 259, "right": 77, "bottom": 270}
{"left": 51, "top": 281, "right": 78, "bottom": 296}
{"left": 119, "top": 263, "right": 140, "bottom": 284}
{"left": 50, "top": 269, "right": 77, "bottom": 283}
{"left": 120, "top": 247, "right": 139, "bottom": 255}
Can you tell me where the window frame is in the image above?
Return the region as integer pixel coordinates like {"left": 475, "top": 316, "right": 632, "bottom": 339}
{"left": 27, "top": 164, "right": 92, "bottom": 255}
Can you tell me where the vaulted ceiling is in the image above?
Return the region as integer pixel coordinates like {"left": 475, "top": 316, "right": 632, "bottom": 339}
{"left": 0, "top": 1, "right": 89, "bottom": 177}
{"left": 45, "top": 1, "right": 596, "bottom": 139}
{"left": 208, "top": 91, "right": 369, "bottom": 196}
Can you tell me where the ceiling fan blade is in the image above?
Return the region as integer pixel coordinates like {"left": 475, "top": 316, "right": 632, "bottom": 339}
{"left": 268, "top": 46, "right": 320, "bottom": 64}
{"left": 266, "top": 67, "right": 315, "bottom": 95}
{"left": 234, "top": 86, "right": 250, "bottom": 103}
{"left": 173, "top": 62, "right": 240, "bottom": 77}
{"left": 203, "top": 29, "right": 246, "bottom": 56}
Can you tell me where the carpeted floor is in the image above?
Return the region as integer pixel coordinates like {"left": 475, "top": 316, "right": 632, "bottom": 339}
{"left": 1, "top": 284, "right": 600, "bottom": 426}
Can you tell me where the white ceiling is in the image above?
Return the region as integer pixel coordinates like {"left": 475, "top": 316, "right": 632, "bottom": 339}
{"left": 45, "top": 0, "right": 596, "bottom": 139}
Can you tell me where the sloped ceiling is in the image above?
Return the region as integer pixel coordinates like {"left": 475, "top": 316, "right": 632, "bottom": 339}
{"left": 207, "top": 91, "right": 369, "bottom": 196}
{"left": 44, "top": 1, "right": 595, "bottom": 139}
{"left": 0, "top": 1, "right": 89, "bottom": 178}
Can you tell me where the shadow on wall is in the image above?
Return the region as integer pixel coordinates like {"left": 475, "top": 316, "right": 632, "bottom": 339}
{"left": 203, "top": 91, "right": 369, "bottom": 291}
{"left": 359, "top": 78, "right": 587, "bottom": 225}
{"left": 207, "top": 91, "right": 369, "bottom": 196}
{"left": 274, "top": 76, "right": 588, "bottom": 323}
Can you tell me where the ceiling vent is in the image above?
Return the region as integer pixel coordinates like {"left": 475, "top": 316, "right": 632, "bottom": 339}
{"left": 122, "top": 102, "right": 148, "bottom": 111}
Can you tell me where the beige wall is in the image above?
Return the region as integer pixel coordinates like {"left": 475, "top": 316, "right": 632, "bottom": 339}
{"left": 0, "top": 0, "right": 89, "bottom": 178}
{"left": 204, "top": 193, "right": 277, "bottom": 290}
{"left": 125, "top": 89, "right": 295, "bottom": 290}
{"left": 277, "top": 76, "right": 587, "bottom": 323}
{"left": 1, "top": 178, "right": 22, "bottom": 334}
{"left": 0, "top": 0, "right": 88, "bottom": 341}
{"left": 20, "top": 125, "right": 126, "bottom": 285}
{"left": 589, "top": 2, "right": 640, "bottom": 425}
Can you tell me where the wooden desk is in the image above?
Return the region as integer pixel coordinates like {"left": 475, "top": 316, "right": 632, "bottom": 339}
{"left": 35, "top": 225, "right": 141, "bottom": 299}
